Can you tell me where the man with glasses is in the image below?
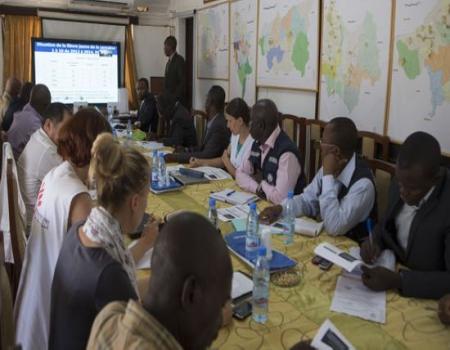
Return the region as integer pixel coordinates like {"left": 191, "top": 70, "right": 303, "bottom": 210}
{"left": 260, "top": 117, "right": 376, "bottom": 242}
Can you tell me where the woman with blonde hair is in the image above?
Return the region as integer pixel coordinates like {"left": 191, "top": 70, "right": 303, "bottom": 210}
{"left": 48, "top": 132, "right": 158, "bottom": 350}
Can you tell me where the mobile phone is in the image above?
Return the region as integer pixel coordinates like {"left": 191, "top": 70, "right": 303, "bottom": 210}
{"left": 233, "top": 301, "right": 252, "bottom": 320}
{"left": 319, "top": 258, "right": 333, "bottom": 271}
{"left": 312, "top": 255, "right": 323, "bottom": 265}
{"left": 129, "top": 213, "right": 151, "bottom": 240}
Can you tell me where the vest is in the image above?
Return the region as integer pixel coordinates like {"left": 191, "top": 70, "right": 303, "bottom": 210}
{"left": 336, "top": 156, "right": 377, "bottom": 243}
{"left": 249, "top": 130, "right": 305, "bottom": 195}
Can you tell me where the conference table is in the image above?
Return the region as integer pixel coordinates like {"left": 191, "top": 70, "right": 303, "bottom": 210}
{"left": 134, "top": 145, "right": 450, "bottom": 350}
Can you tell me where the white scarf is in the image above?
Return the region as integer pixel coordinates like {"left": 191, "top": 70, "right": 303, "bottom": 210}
{"left": 82, "top": 206, "right": 139, "bottom": 296}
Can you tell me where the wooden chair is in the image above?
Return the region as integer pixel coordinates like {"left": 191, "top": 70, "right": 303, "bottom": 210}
{"left": 192, "top": 110, "right": 208, "bottom": 146}
{"left": 0, "top": 234, "right": 15, "bottom": 350}
{"left": 358, "top": 131, "right": 390, "bottom": 161}
{"left": 3, "top": 159, "right": 25, "bottom": 301}
{"left": 305, "top": 119, "right": 327, "bottom": 183}
{"left": 366, "top": 158, "right": 396, "bottom": 221}
{"left": 280, "top": 114, "right": 307, "bottom": 171}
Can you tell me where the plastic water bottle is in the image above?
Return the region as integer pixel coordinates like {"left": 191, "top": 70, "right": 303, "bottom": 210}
{"left": 126, "top": 119, "right": 132, "bottom": 142}
{"left": 252, "top": 246, "right": 269, "bottom": 324}
{"left": 151, "top": 150, "right": 159, "bottom": 184}
{"left": 208, "top": 197, "right": 219, "bottom": 229}
{"left": 261, "top": 227, "right": 272, "bottom": 260}
{"left": 284, "top": 190, "right": 295, "bottom": 245}
{"left": 158, "top": 153, "right": 166, "bottom": 187}
{"left": 245, "top": 202, "right": 260, "bottom": 260}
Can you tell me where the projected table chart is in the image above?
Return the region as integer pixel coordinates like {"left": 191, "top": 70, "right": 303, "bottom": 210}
{"left": 135, "top": 155, "right": 450, "bottom": 349}
{"left": 33, "top": 39, "right": 119, "bottom": 104}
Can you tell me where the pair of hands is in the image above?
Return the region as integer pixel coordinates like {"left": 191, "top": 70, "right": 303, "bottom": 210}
{"left": 322, "top": 152, "right": 347, "bottom": 177}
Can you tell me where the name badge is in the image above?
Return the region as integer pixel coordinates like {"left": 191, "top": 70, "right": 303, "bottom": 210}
{"left": 251, "top": 151, "right": 260, "bottom": 157}
{"left": 268, "top": 156, "right": 278, "bottom": 165}
{"left": 267, "top": 173, "right": 274, "bottom": 184}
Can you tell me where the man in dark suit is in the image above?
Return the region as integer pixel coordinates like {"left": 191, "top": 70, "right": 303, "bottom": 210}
{"left": 136, "top": 78, "right": 158, "bottom": 136}
{"left": 165, "top": 85, "right": 230, "bottom": 164}
{"left": 360, "top": 132, "right": 450, "bottom": 299}
{"left": 156, "top": 93, "right": 196, "bottom": 149}
{"left": 164, "top": 36, "right": 186, "bottom": 107}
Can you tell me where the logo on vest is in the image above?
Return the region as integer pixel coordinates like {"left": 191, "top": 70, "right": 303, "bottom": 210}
{"left": 268, "top": 156, "right": 278, "bottom": 165}
{"left": 251, "top": 151, "right": 260, "bottom": 157}
{"left": 267, "top": 173, "right": 274, "bottom": 184}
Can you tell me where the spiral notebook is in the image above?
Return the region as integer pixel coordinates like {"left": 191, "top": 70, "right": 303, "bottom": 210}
{"left": 224, "top": 231, "right": 297, "bottom": 272}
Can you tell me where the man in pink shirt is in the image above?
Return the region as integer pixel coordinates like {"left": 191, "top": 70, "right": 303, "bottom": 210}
{"left": 236, "top": 99, "right": 304, "bottom": 204}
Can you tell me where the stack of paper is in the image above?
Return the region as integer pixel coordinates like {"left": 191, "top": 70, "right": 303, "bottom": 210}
{"left": 295, "top": 218, "right": 324, "bottom": 237}
{"left": 314, "top": 243, "right": 362, "bottom": 272}
{"left": 137, "top": 141, "right": 164, "bottom": 151}
{"left": 210, "top": 189, "right": 258, "bottom": 205}
{"left": 217, "top": 205, "right": 250, "bottom": 222}
{"left": 195, "top": 166, "right": 232, "bottom": 180}
{"left": 128, "top": 241, "right": 153, "bottom": 270}
{"left": 311, "top": 319, "right": 356, "bottom": 350}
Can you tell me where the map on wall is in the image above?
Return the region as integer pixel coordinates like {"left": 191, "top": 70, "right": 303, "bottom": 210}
{"left": 319, "top": 0, "right": 392, "bottom": 134}
{"left": 197, "top": 3, "right": 229, "bottom": 80}
{"left": 388, "top": 0, "right": 450, "bottom": 153}
{"left": 257, "top": 0, "right": 319, "bottom": 90}
{"left": 229, "top": 0, "right": 257, "bottom": 105}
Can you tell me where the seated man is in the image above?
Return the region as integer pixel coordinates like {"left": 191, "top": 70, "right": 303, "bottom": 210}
{"left": 87, "top": 212, "right": 232, "bottom": 350}
{"left": 136, "top": 78, "right": 158, "bottom": 136}
{"left": 236, "top": 99, "right": 304, "bottom": 205}
{"left": 165, "top": 85, "right": 230, "bottom": 163}
{"left": 2, "top": 82, "right": 34, "bottom": 132}
{"left": 6, "top": 84, "right": 51, "bottom": 159}
{"left": 260, "top": 117, "right": 376, "bottom": 241}
{"left": 361, "top": 132, "right": 450, "bottom": 300}
{"left": 0, "top": 77, "right": 21, "bottom": 124}
{"left": 17, "top": 102, "right": 72, "bottom": 231}
{"left": 156, "top": 93, "right": 197, "bottom": 149}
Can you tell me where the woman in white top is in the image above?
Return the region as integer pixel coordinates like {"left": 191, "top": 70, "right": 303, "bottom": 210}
{"left": 14, "top": 109, "right": 154, "bottom": 350}
{"left": 189, "top": 98, "right": 253, "bottom": 177}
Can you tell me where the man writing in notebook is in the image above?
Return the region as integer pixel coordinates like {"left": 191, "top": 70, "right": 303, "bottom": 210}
{"left": 259, "top": 117, "right": 376, "bottom": 241}
{"left": 165, "top": 85, "right": 230, "bottom": 164}
{"left": 360, "top": 132, "right": 450, "bottom": 300}
{"left": 235, "top": 99, "right": 304, "bottom": 205}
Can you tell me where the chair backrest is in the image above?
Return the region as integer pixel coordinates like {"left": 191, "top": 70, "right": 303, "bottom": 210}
{"left": 358, "top": 131, "right": 390, "bottom": 161}
{"left": 305, "top": 119, "right": 327, "bottom": 183}
{"left": 280, "top": 114, "right": 307, "bottom": 170}
{"left": 5, "top": 159, "right": 25, "bottom": 300}
{"left": 192, "top": 110, "right": 208, "bottom": 146}
{"left": 367, "top": 158, "right": 396, "bottom": 221}
{"left": 0, "top": 234, "right": 15, "bottom": 350}
{"left": 150, "top": 76, "right": 164, "bottom": 96}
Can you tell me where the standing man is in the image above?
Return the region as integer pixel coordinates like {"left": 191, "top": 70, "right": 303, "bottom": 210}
{"left": 136, "top": 78, "right": 158, "bottom": 137}
{"left": 163, "top": 36, "right": 186, "bottom": 107}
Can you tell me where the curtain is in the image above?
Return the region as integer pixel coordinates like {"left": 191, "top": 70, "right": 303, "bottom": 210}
{"left": 124, "top": 25, "right": 138, "bottom": 110}
{"left": 3, "top": 15, "right": 41, "bottom": 87}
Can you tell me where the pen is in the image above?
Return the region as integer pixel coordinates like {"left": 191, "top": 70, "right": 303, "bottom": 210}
{"left": 366, "top": 218, "right": 374, "bottom": 247}
{"left": 226, "top": 190, "right": 236, "bottom": 197}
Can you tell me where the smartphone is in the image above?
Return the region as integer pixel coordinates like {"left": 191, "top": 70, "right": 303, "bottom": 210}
{"left": 312, "top": 255, "right": 333, "bottom": 271}
{"left": 233, "top": 301, "right": 252, "bottom": 320}
{"left": 129, "top": 213, "right": 151, "bottom": 240}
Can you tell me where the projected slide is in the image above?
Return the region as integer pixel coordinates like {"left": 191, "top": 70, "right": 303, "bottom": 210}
{"left": 33, "top": 39, "right": 119, "bottom": 104}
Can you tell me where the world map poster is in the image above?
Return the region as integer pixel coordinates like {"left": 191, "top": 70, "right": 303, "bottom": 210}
{"left": 388, "top": 0, "right": 450, "bottom": 153}
{"left": 257, "top": 0, "right": 319, "bottom": 90}
{"left": 319, "top": 0, "right": 393, "bottom": 134}
{"left": 229, "top": 0, "right": 257, "bottom": 105}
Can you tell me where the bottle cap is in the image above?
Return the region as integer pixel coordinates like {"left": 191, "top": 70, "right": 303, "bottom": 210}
{"left": 159, "top": 152, "right": 164, "bottom": 158}
{"left": 258, "top": 246, "right": 267, "bottom": 256}
{"left": 288, "top": 190, "right": 294, "bottom": 199}
{"left": 209, "top": 197, "right": 216, "bottom": 208}
{"left": 249, "top": 202, "right": 257, "bottom": 210}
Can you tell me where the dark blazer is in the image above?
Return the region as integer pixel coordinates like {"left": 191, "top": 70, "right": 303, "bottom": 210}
{"left": 137, "top": 92, "right": 158, "bottom": 133}
{"left": 1, "top": 97, "right": 24, "bottom": 131}
{"left": 161, "top": 103, "right": 197, "bottom": 148}
{"left": 175, "top": 112, "right": 231, "bottom": 164}
{"left": 376, "top": 168, "right": 450, "bottom": 299}
{"left": 164, "top": 52, "right": 186, "bottom": 106}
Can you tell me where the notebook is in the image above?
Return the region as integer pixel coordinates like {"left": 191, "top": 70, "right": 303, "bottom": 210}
{"left": 295, "top": 218, "right": 324, "bottom": 237}
{"left": 170, "top": 171, "right": 210, "bottom": 185}
{"left": 150, "top": 179, "right": 184, "bottom": 194}
{"left": 210, "top": 189, "right": 259, "bottom": 205}
{"left": 224, "top": 231, "right": 297, "bottom": 272}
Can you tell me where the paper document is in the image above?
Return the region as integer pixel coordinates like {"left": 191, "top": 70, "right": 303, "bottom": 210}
{"left": 195, "top": 166, "right": 232, "bottom": 180}
{"left": 231, "top": 271, "right": 253, "bottom": 300}
{"left": 349, "top": 247, "right": 396, "bottom": 272}
{"left": 311, "top": 319, "right": 356, "bottom": 350}
{"left": 128, "top": 241, "right": 153, "bottom": 270}
{"left": 330, "top": 273, "right": 386, "bottom": 324}
{"left": 314, "top": 243, "right": 362, "bottom": 272}
{"left": 295, "top": 218, "right": 324, "bottom": 237}
{"left": 136, "top": 141, "right": 164, "bottom": 151}
{"left": 218, "top": 205, "right": 250, "bottom": 222}
{"left": 210, "top": 189, "right": 258, "bottom": 205}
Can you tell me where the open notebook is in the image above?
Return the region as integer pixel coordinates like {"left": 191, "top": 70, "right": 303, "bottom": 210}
{"left": 210, "top": 189, "right": 258, "bottom": 205}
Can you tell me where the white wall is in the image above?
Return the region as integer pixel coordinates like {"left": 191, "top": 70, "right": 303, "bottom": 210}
{"left": 169, "top": 0, "right": 317, "bottom": 117}
{"left": 0, "top": 17, "right": 3, "bottom": 92}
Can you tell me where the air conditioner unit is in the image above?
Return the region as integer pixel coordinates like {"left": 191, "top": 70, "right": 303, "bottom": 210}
{"left": 69, "top": 0, "right": 134, "bottom": 10}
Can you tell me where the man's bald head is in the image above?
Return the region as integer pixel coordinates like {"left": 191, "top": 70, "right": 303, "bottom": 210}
{"left": 30, "top": 84, "right": 51, "bottom": 115}
{"left": 250, "top": 99, "right": 279, "bottom": 144}
{"left": 5, "top": 77, "right": 22, "bottom": 98}
{"left": 145, "top": 212, "right": 232, "bottom": 350}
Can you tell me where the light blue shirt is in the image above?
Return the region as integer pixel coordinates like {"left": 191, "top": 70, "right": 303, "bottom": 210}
{"left": 282, "top": 153, "right": 375, "bottom": 236}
